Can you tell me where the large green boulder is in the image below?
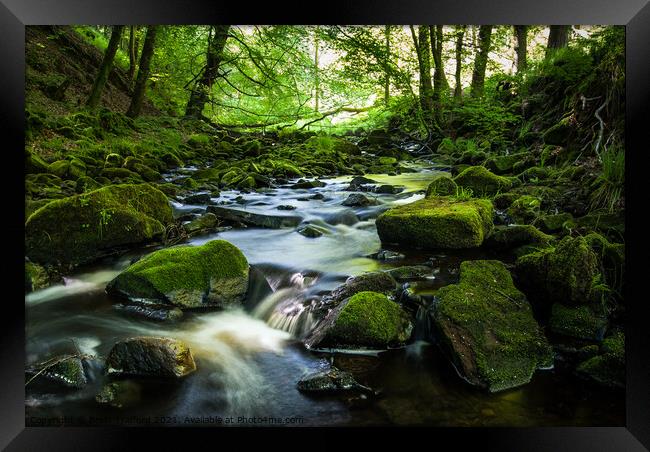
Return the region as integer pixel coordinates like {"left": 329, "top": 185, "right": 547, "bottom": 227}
{"left": 106, "top": 240, "right": 249, "bottom": 309}
{"left": 376, "top": 197, "right": 494, "bottom": 249}
{"left": 305, "top": 291, "right": 412, "bottom": 349}
{"left": 25, "top": 184, "right": 173, "bottom": 266}
{"left": 433, "top": 260, "right": 553, "bottom": 392}
{"left": 549, "top": 303, "right": 607, "bottom": 340}
{"left": 514, "top": 236, "right": 599, "bottom": 307}
{"left": 453, "top": 166, "right": 512, "bottom": 196}
{"left": 425, "top": 176, "right": 458, "bottom": 197}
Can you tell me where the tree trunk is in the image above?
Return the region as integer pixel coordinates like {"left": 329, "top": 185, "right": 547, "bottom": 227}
{"left": 128, "top": 26, "right": 136, "bottom": 83}
{"left": 384, "top": 25, "right": 390, "bottom": 106}
{"left": 126, "top": 25, "right": 158, "bottom": 118}
{"left": 314, "top": 27, "right": 320, "bottom": 113}
{"left": 86, "top": 25, "right": 124, "bottom": 109}
{"left": 514, "top": 25, "right": 528, "bottom": 73}
{"left": 547, "top": 25, "right": 570, "bottom": 55}
{"left": 470, "top": 25, "right": 492, "bottom": 98}
{"left": 185, "top": 25, "right": 230, "bottom": 119}
{"left": 454, "top": 25, "right": 465, "bottom": 98}
{"left": 410, "top": 25, "right": 433, "bottom": 114}
{"left": 430, "top": 25, "right": 448, "bottom": 101}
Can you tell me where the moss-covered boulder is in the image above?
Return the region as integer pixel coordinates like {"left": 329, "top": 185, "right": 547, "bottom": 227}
{"left": 106, "top": 240, "right": 249, "bottom": 309}
{"left": 549, "top": 304, "right": 607, "bottom": 340}
{"left": 425, "top": 176, "right": 458, "bottom": 197}
{"left": 514, "top": 236, "right": 599, "bottom": 307}
{"left": 328, "top": 271, "right": 397, "bottom": 303}
{"left": 105, "top": 337, "right": 196, "bottom": 378}
{"left": 376, "top": 197, "right": 493, "bottom": 249}
{"left": 433, "top": 260, "right": 553, "bottom": 392}
{"left": 576, "top": 332, "right": 624, "bottom": 388}
{"left": 453, "top": 166, "right": 512, "bottom": 196}
{"left": 305, "top": 291, "right": 412, "bottom": 349}
{"left": 506, "top": 195, "right": 541, "bottom": 224}
{"left": 25, "top": 261, "right": 50, "bottom": 293}
{"left": 25, "top": 150, "right": 49, "bottom": 174}
{"left": 484, "top": 225, "right": 553, "bottom": 250}
{"left": 484, "top": 152, "right": 529, "bottom": 175}
{"left": 25, "top": 184, "right": 173, "bottom": 266}
{"left": 537, "top": 212, "right": 574, "bottom": 233}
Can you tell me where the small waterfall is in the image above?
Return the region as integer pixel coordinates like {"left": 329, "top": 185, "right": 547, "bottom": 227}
{"left": 406, "top": 297, "right": 437, "bottom": 359}
{"left": 252, "top": 272, "right": 320, "bottom": 339}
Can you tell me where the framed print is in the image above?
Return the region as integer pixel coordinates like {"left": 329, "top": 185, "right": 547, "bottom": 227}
{"left": 2, "top": 0, "right": 649, "bottom": 449}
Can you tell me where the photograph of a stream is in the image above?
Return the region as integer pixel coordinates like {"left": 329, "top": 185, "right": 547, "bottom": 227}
{"left": 24, "top": 24, "right": 625, "bottom": 427}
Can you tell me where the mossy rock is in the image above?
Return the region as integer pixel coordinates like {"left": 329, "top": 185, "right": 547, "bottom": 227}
{"left": 484, "top": 152, "right": 528, "bottom": 175}
{"left": 306, "top": 291, "right": 412, "bottom": 349}
{"left": 575, "top": 212, "right": 625, "bottom": 240}
{"left": 104, "top": 153, "right": 125, "bottom": 168}
{"left": 378, "top": 157, "right": 397, "bottom": 166}
{"left": 507, "top": 195, "right": 541, "bottom": 224}
{"left": 484, "top": 225, "right": 553, "bottom": 250}
{"left": 493, "top": 192, "right": 519, "bottom": 209}
{"left": 105, "top": 337, "right": 196, "bottom": 378}
{"left": 537, "top": 212, "right": 574, "bottom": 233}
{"left": 130, "top": 163, "right": 161, "bottom": 182}
{"left": 425, "top": 176, "right": 458, "bottom": 197}
{"left": 437, "top": 138, "right": 457, "bottom": 155}
{"left": 25, "top": 261, "right": 50, "bottom": 292}
{"left": 75, "top": 175, "right": 101, "bottom": 193}
{"left": 543, "top": 122, "right": 572, "bottom": 146}
{"left": 575, "top": 332, "right": 624, "bottom": 388}
{"left": 25, "top": 184, "right": 173, "bottom": 266}
{"left": 453, "top": 166, "right": 512, "bottom": 196}
{"left": 434, "top": 260, "right": 553, "bottom": 392}
{"left": 106, "top": 240, "right": 249, "bottom": 309}
{"left": 25, "top": 150, "right": 50, "bottom": 174}
{"left": 187, "top": 133, "right": 211, "bottom": 148}
{"left": 549, "top": 303, "right": 607, "bottom": 341}
{"left": 514, "top": 236, "right": 599, "bottom": 308}
{"left": 328, "top": 271, "right": 397, "bottom": 303}
{"left": 100, "top": 167, "right": 143, "bottom": 182}
{"left": 49, "top": 159, "right": 86, "bottom": 180}
{"left": 376, "top": 197, "right": 494, "bottom": 249}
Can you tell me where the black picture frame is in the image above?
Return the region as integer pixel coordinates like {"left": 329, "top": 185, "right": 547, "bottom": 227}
{"left": 2, "top": 0, "right": 649, "bottom": 449}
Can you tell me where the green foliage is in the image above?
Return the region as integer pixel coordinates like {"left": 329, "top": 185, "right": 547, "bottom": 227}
{"left": 590, "top": 146, "right": 624, "bottom": 213}
{"left": 448, "top": 99, "right": 520, "bottom": 149}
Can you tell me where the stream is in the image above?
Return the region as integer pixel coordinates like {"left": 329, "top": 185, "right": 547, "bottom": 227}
{"left": 25, "top": 159, "right": 624, "bottom": 427}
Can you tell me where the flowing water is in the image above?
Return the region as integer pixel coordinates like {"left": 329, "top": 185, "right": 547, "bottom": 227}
{"left": 25, "top": 160, "right": 624, "bottom": 427}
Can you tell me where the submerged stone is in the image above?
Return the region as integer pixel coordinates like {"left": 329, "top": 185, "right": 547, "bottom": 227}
{"left": 106, "top": 239, "right": 249, "bottom": 309}
{"left": 207, "top": 205, "right": 302, "bottom": 229}
{"left": 376, "top": 197, "right": 494, "bottom": 249}
{"left": 342, "top": 193, "right": 377, "bottom": 207}
{"left": 297, "top": 367, "right": 371, "bottom": 394}
{"left": 433, "top": 260, "right": 553, "bottom": 392}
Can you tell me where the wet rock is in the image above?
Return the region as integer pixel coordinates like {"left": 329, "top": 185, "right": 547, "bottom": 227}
{"left": 374, "top": 184, "right": 404, "bottom": 194}
{"left": 373, "top": 250, "right": 405, "bottom": 262}
{"left": 376, "top": 197, "right": 494, "bottom": 249}
{"left": 277, "top": 205, "right": 297, "bottom": 210}
{"left": 207, "top": 205, "right": 302, "bottom": 229}
{"left": 183, "top": 193, "right": 213, "bottom": 205}
{"left": 329, "top": 271, "right": 397, "bottom": 303}
{"left": 342, "top": 193, "right": 377, "bottom": 207}
{"left": 576, "top": 332, "right": 624, "bottom": 388}
{"left": 385, "top": 265, "right": 433, "bottom": 282}
{"left": 345, "top": 176, "right": 378, "bottom": 191}
{"left": 95, "top": 380, "right": 142, "bottom": 408}
{"left": 113, "top": 302, "right": 184, "bottom": 322}
{"left": 107, "top": 240, "right": 249, "bottom": 309}
{"left": 26, "top": 355, "right": 90, "bottom": 389}
{"left": 26, "top": 184, "right": 173, "bottom": 266}
{"left": 297, "top": 367, "right": 372, "bottom": 394}
{"left": 297, "top": 224, "right": 325, "bottom": 238}
{"left": 433, "top": 260, "right": 553, "bottom": 392}
{"left": 291, "top": 179, "right": 326, "bottom": 189}
{"left": 309, "top": 193, "right": 325, "bottom": 200}
{"left": 183, "top": 212, "right": 219, "bottom": 235}
{"left": 106, "top": 336, "right": 196, "bottom": 378}
{"left": 25, "top": 261, "right": 51, "bottom": 293}
{"left": 321, "top": 209, "right": 359, "bottom": 226}
{"left": 549, "top": 304, "right": 607, "bottom": 341}
{"left": 306, "top": 291, "right": 413, "bottom": 349}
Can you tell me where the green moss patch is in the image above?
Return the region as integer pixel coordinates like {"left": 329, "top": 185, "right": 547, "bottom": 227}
{"left": 434, "top": 260, "right": 553, "bottom": 392}
{"left": 453, "top": 166, "right": 512, "bottom": 196}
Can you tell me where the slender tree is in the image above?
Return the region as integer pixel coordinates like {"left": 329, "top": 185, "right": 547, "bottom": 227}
{"left": 430, "top": 25, "right": 448, "bottom": 101}
{"left": 410, "top": 25, "right": 434, "bottom": 114}
{"left": 470, "top": 25, "right": 493, "bottom": 98}
{"left": 314, "top": 27, "right": 320, "bottom": 113}
{"left": 514, "top": 25, "right": 528, "bottom": 73}
{"left": 454, "top": 25, "right": 465, "bottom": 98}
{"left": 384, "top": 25, "right": 390, "bottom": 106}
{"left": 185, "top": 25, "right": 231, "bottom": 118}
{"left": 86, "top": 25, "right": 124, "bottom": 109}
{"left": 128, "top": 26, "right": 137, "bottom": 83}
{"left": 126, "top": 25, "right": 158, "bottom": 118}
{"left": 547, "top": 25, "right": 570, "bottom": 55}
